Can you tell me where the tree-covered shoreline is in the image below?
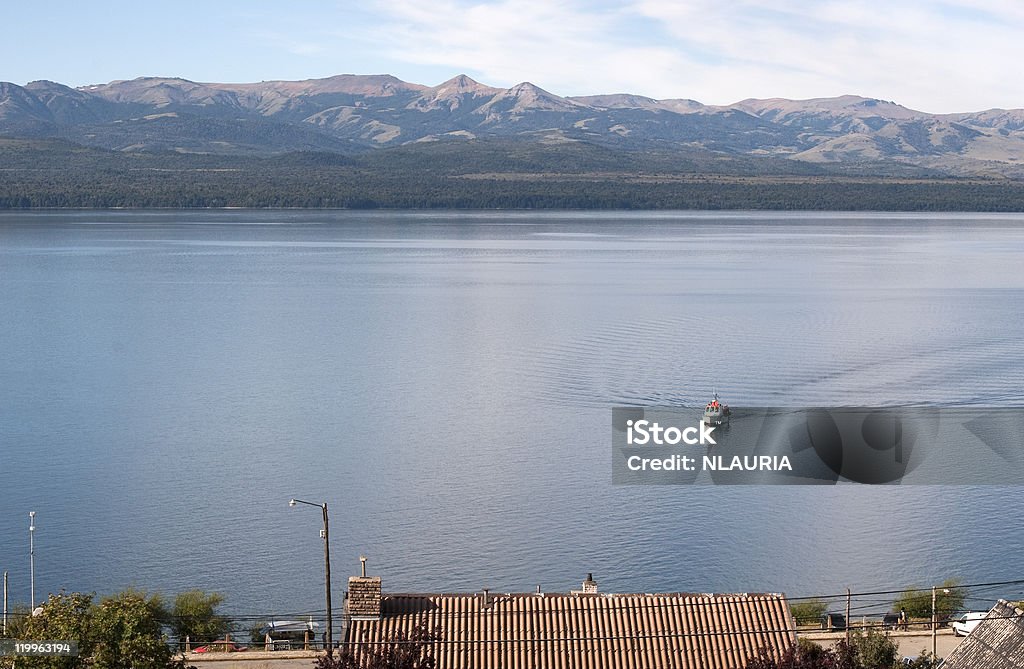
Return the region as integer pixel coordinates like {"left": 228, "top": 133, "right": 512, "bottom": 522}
{"left": 5, "top": 137, "right": 1024, "bottom": 211}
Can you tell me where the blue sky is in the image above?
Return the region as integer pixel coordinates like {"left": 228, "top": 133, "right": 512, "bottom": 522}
{"left": 4, "top": 0, "right": 1023, "bottom": 113}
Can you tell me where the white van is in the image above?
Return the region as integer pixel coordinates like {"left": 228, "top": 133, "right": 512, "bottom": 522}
{"left": 950, "top": 611, "right": 986, "bottom": 637}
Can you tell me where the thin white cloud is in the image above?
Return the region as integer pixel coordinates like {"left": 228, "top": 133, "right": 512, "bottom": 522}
{"left": 363, "top": 0, "right": 1024, "bottom": 112}
{"left": 630, "top": 0, "right": 1024, "bottom": 110}
{"left": 252, "top": 30, "right": 332, "bottom": 58}
{"left": 368, "top": 0, "right": 697, "bottom": 95}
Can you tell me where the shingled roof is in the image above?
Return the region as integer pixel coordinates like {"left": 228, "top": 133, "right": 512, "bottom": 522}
{"left": 343, "top": 588, "right": 793, "bottom": 669}
{"left": 941, "top": 600, "right": 1024, "bottom": 669}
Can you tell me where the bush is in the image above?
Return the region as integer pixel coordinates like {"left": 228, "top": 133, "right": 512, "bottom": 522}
{"left": 746, "top": 633, "right": 940, "bottom": 668}
{"left": 849, "top": 629, "right": 899, "bottom": 668}
{"left": 790, "top": 599, "right": 828, "bottom": 626}
{"left": 249, "top": 620, "right": 268, "bottom": 646}
{"left": 902, "top": 653, "right": 940, "bottom": 669}
{"left": 93, "top": 591, "right": 182, "bottom": 669}
{"left": 892, "top": 579, "right": 966, "bottom": 621}
{"left": 746, "top": 639, "right": 839, "bottom": 669}
{"left": 17, "top": 591, "right": 185, "bottom": 669}
{"left": 20, "top": 592, "right": 95, "bottom": 668}
{"left": 171, "top": 590, "right": 230, "bottom": 643}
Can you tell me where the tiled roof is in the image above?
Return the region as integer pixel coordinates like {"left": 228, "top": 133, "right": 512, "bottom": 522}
{"left": 941, "top": 600, "right": 1024, "bottom": 669}
{"left": 344, "top": 591, "right": 793, "bottom": 669}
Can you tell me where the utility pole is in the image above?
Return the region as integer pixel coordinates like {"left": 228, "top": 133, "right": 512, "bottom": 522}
{"left": 29, "top": 512, "right": 36, "bottom": 611}
{"left": 322, "top": 503, "right": 333, "bottom": 658}
{"left": 931, "top": 585, "right": 937, "bottom": 658}
{"left": 3, "top": 571, "right": 8, "bottom": 635}
{"left": 289, "top": 499, "right": 333, "bottom": 658}
{"left": 846, "top": 588, "right": 851, "bottom": 642}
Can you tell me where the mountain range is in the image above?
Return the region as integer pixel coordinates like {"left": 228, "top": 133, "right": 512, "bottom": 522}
{"left": 4, "top": 73, "right": 1024, "bottom": 177}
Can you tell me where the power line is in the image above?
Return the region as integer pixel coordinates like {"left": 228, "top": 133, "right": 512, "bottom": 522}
{"left": 291, "top": 577, "right": 1024, "bottom": 621}
{"left": 146, "top": 580, "right": 1023, "bottom": 623}
{"left": 337, "top": 611, "right": 1024, "bottom": 646}
{"left": 11, "top": 578, "right": 1022, "bottom": 629}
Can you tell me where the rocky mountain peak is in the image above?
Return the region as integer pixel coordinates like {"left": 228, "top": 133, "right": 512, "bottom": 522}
{"left": 5, "top": 72, "right": 1024, "bottom": 176}
{"left": 436, "top": 74, "right": 492, "bottom": 94}
{"left": 408, "top": 74, "right": 501, "bottom": 111}
{"left": 480, "top": 81, "right": 582, "bottom": 114}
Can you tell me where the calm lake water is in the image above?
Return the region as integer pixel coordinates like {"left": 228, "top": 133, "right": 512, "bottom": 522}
{"left": 1, "top": 211, "right": 1023, "bottom": 622}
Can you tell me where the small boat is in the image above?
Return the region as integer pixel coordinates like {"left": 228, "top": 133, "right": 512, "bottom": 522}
{"left": 702, "top": 392, "right": 731, "bottom": 427}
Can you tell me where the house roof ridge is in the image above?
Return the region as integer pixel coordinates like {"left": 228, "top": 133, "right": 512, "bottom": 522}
{"left": 996, "top": 598, "right": 1024, "bottom": 616}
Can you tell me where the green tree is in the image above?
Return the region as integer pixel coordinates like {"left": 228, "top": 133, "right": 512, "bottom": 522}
{"left": 790, "top": 599, "right": 828, "bottom": 626}
{"left": 893, "top": 579, "right": 966, "bottom": 621}
{"left": 848, "top": 629, "right": 898, "bottom": 669}
{"left": 901, "top": 653, "right": 940, "bottom": 669}
{"left": 92, "top": 591, "right": 184, "bottom": 669}
{"left": 248, "top": 620, "right": 269, "bottom": 646}
{"left": 15, "top": 591, "right": 186, "bottom": 669}
{"left": 18, "top": 592, "right": 95, "bottom": 669}
{"left": 746, "top": 639, "right": 843, "bottom": 669}
{"left": 170, "top": 590, "right": 229, "bottom": 643}
{"left": 745, "top": 635, "right": 940, "bottom": 669}
{"left": 894, "top": 588, "right": 930, "bottom": 619}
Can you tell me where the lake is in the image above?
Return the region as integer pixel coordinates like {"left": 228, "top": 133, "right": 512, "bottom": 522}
{"left": 1, "top": 210, "right": 1023, "bottom": 624}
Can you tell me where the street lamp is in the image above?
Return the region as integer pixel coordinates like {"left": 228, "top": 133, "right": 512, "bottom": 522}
{"left": 289, "top": 499, "right": 333, "bottom": 657}
{"left": 932, "top": 585, "right": 950, "bottom": 657}
{"left": 28, "top": 512, "right": 36, "bottom": 611}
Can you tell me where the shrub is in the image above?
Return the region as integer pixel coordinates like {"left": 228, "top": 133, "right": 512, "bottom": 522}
{"left": 848, "top": 629, "right": 898, "bottom": 668}
{"left": 790, "top": 599, "right": 828, "bottom": 626}
{"left": 18, "top": 591, "right": 185, "bottom": 669}
{"left": 170, "top": 590, "right": 230, "bottom": 643}
{"left": 746, "top": 634, "right": 941, "bottom": 668}
{"left": 249, "top": 620, "right": 269, "bottom": 646}
{"left": 892, "top": 579, "right": 966, "bottom": 621}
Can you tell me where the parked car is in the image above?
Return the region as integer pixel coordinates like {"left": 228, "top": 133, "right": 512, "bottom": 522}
{"left": 950, "top": 611, "right": 987, "bottom": 636}
{"left": 820, "top": 613, "right": 847, "bottom": 631}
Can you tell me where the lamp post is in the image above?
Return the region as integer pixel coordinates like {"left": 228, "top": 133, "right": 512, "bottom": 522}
{"left": 932, "top": 585, "right": 950, "bottom": 658}
{"left": 29, "top": 511, "right": 36, "bottom": 611}
{"left": 290, "top": 499, "right": 332, "bottom": 657}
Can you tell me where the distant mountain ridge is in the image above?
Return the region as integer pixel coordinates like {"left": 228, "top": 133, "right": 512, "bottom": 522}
{"left": 3, "top": 73, "right": 1024, "bottom": 176}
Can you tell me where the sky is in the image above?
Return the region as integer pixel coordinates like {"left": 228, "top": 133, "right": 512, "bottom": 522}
{"left": 4, "top": 0, "right": 1023, "bottom": 113}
